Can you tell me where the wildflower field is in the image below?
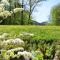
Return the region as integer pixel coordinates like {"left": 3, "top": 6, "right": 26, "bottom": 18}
{"left": 0, "top": 25, "right": 60, "bottom": 60}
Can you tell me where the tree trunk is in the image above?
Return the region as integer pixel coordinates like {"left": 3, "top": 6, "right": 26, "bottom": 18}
{"left": 28, "top": 0, "right": 32, "bottom": 24}
{"left": 21, "top": 0, "right": 24, "bottom": 25}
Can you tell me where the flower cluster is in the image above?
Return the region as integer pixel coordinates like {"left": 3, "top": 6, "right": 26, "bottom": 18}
{"left": 7, "top": 47, "right": 24, "bottom": 53}
{"left": 11, "top": 38, "right": 24, "bottom": 45}
{"left": 0, "top": 4, "right": 4, "bottom": 12}
{"left": 0, "top": 0, "right": 23, "bottom": 19}
{"left": 13, "top": 8, "right": 24, "bottom": 13}
{"left": 18, "top": 51, "right": 32, "bottom": 58}
{"left": 0, "top": 33, "right": 33, "bottom": 60}
{"left": 0, "top": 11, "right": 12, "bottom": 18}
{"left": 2, "top": 38, "right": 24, "bottom": 48}
{"left": 0, "top": 33, "right": 8, "bottom": 40}
{"left": 1, "top": 0, "right": 10, "bottom": 5}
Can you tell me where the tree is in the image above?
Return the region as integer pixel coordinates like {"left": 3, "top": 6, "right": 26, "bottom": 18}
{"left": 0, "top": 0, "right": 23, "bottom": 25}
{"left": 50, "top": 4, "right": 60, "bottom": 25}
{"left": 19, "top": 0, "right": 46, "bottom": 24}
{"left": 27, "top": 0, "right": 46, "bottom": 24}
{"left": 21, "top": 0, "right": 24, "bottom": 25}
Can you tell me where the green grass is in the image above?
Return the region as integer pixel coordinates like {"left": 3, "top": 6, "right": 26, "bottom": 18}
{"left": 0, "top": 25, "right": 60, "bottom": 41}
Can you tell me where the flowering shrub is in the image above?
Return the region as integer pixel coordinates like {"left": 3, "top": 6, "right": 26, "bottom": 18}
{"left": 0, "top": 0, "right": 24, "bottom": 24}
{"left": 0, "top": 4, "right": 4, "bottom": 12}
{"left": 2, "top": 38, "right": 24, "bottom": 49}
{"left": 0, "top": 33, "right": 33, "bottom": 60}
{"left": 0, "top": 32, "right": 59, "bottom": 60}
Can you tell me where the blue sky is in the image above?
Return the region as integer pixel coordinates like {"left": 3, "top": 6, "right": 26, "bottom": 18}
{"left": 32, "top": 0, "right": 60, "bottom": 23}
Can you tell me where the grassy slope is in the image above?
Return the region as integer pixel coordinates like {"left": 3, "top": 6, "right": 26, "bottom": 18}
{"left": 0, "top": 25, "right": 60, "bottom": 40}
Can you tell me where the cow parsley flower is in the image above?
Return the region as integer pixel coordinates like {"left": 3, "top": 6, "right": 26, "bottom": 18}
{"left": 18, "top": 51, "right": 32, "bottom": 58}
{"left": 0, "top": 33, "right": 8, "bottom": 40}
{"left": 11, "top": 38, "right": 24, "bottom": 45}
{"left": 7, "top": 47, "right": 24, "bottom": 53}
{"left": 2, "top": 38, "right": 24, "bottom": 47}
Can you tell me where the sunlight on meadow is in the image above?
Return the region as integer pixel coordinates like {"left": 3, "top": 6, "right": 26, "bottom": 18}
{"left": 0, "top": 0, "right": 60, "bottom": 60}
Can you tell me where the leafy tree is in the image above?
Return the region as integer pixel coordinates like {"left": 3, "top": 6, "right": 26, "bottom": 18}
{"left": 0, "top": 0, "right": 24, "bottom": 25}
{"left": 27, "top": 0, "right": 46, "bottom": 24}
{"left": 50, "top": 4, "right": 60, "bottom": 25}
{"left": 20, "top": 0, "right": 46, "bottom": 24}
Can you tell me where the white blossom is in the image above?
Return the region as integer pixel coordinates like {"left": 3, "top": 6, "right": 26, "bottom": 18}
{"left": 2, "top": 33, "right": 8, "bottom": 37}
{"left": 0, "top": 33, "right": 8, "bottom": 40}
{"left": 7, "top": 47, "right": 24, "bottom": 53}
{"left": 1, "top": 0, "right": 10, "bottom": 5}
{"left": 18, "top": 51, "right": 32, "bottom": 58}
{"left": 2, "top": 39, "right": 14, "bottom": 46}
{"left": 0, "top": 4, "right": 4, "bottom": 12}
{"left": 13, "top": 8, "right": 24, "bottom": 13}
{"left": 11, "top": 38, "right": 24, "bottom": 45}
{"left": 2, "top": 38, "right": 24, "bottom": 47}
{"left": 0, "top": 11, "right": 12, "bottom": 18}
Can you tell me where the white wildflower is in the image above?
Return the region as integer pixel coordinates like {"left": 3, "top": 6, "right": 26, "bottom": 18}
{"left": 0, "top": 33, "right": 8, "bottom": 40}
{"left": 24, "top": 51, "right": 32, "bottom": 57}
{"left": 13, "top": 8, "right": 24, "bottom": 13}
{"left": 2, "top": 38, "right": 24, "bottom": 47}
{"left": 7, "top": 47, "right": 24, "bottom": 53}
{"left": 11, "top": 38, "right": 24, "bottom": 45}
{"left": 18, "top": 51, "right": 32, "bottom": 58}
{"left": 2, "top": 33, "right": 8, "bottom": 37}
{"left": 2, "top": 39, "right": 14, "bottom": 46}
{"left": 18, "top": 52, "right": 25, "bottom": 56}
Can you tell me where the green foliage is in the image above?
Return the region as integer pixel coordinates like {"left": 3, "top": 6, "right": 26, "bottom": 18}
{"left": 0, "top": 0, "right": 33, "bottom": 25}
{"left": 32, "top": 51, "right": 43, "bottom": 60}
{"left": 51, "top": 4, "right": 60, "bottom": 25}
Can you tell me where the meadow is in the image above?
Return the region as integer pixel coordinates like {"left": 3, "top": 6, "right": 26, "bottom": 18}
{"left": 0, "top": 25, "right": 60, "bottom": 60}
{"left": 0, "top": 25, "right": 60, "bottom": 40}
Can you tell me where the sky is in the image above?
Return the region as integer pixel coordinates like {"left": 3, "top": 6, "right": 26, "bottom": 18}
{"left": 32, "top": 0, "right": 60, "bottom": 23}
